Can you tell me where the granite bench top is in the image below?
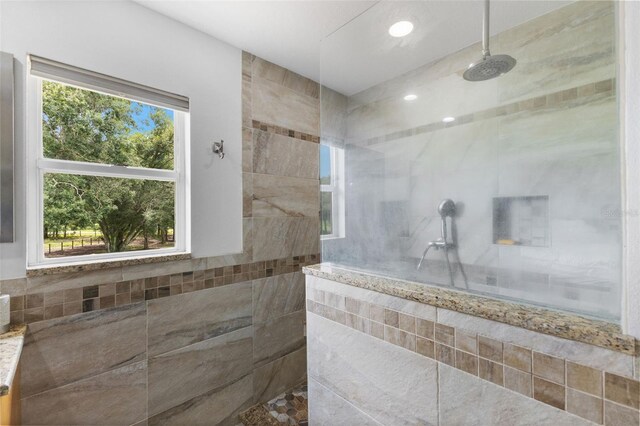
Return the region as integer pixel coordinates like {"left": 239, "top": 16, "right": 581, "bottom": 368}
{"left": 0, "top": 325, "right": 26, "bottom": 396}
{"left": 303, "top": 263, "right": 637, "bottom": 355}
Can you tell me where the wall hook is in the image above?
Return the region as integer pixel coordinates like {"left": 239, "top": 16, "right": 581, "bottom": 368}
{"left": 212, "top": 140, "right": 224, "bottom": 159}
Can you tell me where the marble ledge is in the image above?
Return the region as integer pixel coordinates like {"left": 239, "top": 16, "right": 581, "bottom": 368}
{"left": 26, "top": 253, "right": 192, "bottom": 277}
{"left": 0, "top": 325, "right": 26, "bottom": 396}
{"left": 302, "top": 264, "right": 637, "bottom": 355}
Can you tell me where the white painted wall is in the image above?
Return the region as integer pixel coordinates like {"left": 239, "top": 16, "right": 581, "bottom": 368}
{"left": 620, "top": 0, "right": 640, "bottom": 339}
{"left": 0, "top": 0, "right": 242, "bottom": 279}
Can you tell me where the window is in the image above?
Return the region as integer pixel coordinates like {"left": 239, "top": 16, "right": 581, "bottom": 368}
{"left": 27, "top": 56, "right": 190, "bottom": 266}
{"left": 320, "top": 144, "right": 345, "bottom": 239}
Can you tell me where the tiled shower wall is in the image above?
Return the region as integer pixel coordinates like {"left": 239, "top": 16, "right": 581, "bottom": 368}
{"left": 322, "top": 0, "right": 621, "bottom": 320}
{"left": 0, "top": 52, "right": 320, "bottom": 425}
{"left": 307, "top": 276, "right": 640, "bottom": 426}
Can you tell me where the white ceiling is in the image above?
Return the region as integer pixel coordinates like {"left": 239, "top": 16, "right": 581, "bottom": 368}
{"left": 136, "top": 0, "right": 571, "bottom": 95}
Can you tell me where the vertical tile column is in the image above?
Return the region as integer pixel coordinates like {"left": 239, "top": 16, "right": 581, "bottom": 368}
{"left": 242, "top": 52, "right": 320, "bottom": 404}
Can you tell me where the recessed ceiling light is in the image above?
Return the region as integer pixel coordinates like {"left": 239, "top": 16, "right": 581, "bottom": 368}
{"left": 403, "top": 94, "right": 418, "bottom": 101}
{"left": 442, "top": 116, "right": 455, "bottom": 123}
{"left": 389, "top": 21, "right": 414, "bottom": 38}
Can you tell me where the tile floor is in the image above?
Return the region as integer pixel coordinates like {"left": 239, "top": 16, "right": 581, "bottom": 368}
{"left": 265, "top": 383, "right": 308, "bottom": 425}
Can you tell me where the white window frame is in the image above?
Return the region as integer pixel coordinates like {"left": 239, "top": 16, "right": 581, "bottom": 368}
{"left": 320, "top": 145, "right": 345, "bottom": 240}
{"left": 26, "top": 69, "right": 190, "bottom": 268}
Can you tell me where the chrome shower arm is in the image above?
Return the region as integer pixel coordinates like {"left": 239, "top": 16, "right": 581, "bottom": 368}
{"left": 482, "top": 0, "right": 491, "bottom": 58}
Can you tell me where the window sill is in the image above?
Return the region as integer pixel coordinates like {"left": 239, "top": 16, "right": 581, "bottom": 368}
{"left": 321, "top": 235, "right": 345, "bottom": 241}
{"left": 26, "top": 252, "right": 192, "bottom": 277}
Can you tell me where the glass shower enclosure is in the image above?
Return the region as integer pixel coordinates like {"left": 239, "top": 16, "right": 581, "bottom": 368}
{"left": 320, "top": 0, "right": 621, "bottom": 321}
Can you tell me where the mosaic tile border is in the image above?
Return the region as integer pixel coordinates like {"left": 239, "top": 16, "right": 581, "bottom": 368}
{"left": 10, "top": 253, "right": 319, "bottom": 325}
{"left": 252, "top": 119, "right": 320, "bottom": 144}
{"left": 303, "top": 265, "right": 636, "bottom": 355}
{"left": 357, "top": 78, "right": 615, "bottom": 147}
{"left": 307, "top": 289, "right": 640, "bottom": 426}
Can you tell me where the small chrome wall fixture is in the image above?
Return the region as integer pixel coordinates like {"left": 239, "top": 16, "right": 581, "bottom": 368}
{"left": 212, "top": 140, "right": 224, "bottom": 159}
{"left": 0, "top": 52, "right": 14, "bottom": 243}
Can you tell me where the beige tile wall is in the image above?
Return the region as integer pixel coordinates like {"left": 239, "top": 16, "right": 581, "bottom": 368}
{"left": 12, "top": 51, "right": 320, "bottom": 425}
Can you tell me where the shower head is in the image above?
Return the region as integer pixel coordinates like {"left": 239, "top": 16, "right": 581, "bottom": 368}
{"left": 463, "top": 54, "right": 516, "bottom": 81}
{"left": 463, "top": 0, "right": 516, "bottom": 82}
{"left": 438, "top": 199, "right": 456, "bottom": 218}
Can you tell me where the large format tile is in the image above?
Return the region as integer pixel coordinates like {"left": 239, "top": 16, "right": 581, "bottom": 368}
{"left": 252, "top": 76, "right": 320, "bottom": 135}
{"left": 254, "top": 310, "right": 305, "bottom": 367}
{"left": 147, "top": 282, "right": 252, "bottom": 356}
{"left": 253, "top": 346, "right": 307, "bottom": 403}
{"left": 252, "top": 130, "right": 318, "bottom": 179}
{"left": 321, "top": 86, "right": 347, "bottom": 141}
{"left": 307, "top": 312, "right": 438, "bottom": 425}
{"left": 437, "top": 308, "right": 634, "bottom": 377}
{"left": 438, "top": 363, "right": 593, "bottom": 426}
{"left": 27, "top": 268, "right": 123, "bottom": 294}
{"left": 252, "top": 217, "right": 319, "bottom": 262}
{"left": 148, "top": 374, "right": 253, "bottom": 426}
{"left": 21, "top": 303, "right": 146, "bottom": 397}
{"left": 307, "top": 275, "right": 437, "bottom": 320}
{"left": 252, "top": 174, "right": 318, "bottom": 218}
{"left": 308, "top": 378, "right": 382, "bottom": 426}
{"left": 22, "top": 360, "right": 147, "bottom": 426}
{"left": 120, "top": 258, "right": 196, "bottom": 281}
{"left": 148, "top": 326, "right": 253, "bottom": 416}
{"left": 253, "top": 272, "right": 305, "bottom": 323}
{"left": 252, "top": 57, "right": 319, "bottom": 99}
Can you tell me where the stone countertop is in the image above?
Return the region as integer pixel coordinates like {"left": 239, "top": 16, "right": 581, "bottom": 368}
{"left": 0, "top": 325, "right": 26, "bottom": 396}
{"left": 26, "top": 253, "right": 191, "bottom": 277}
{"left": 303, "top": 264, "right": 637, "bottom": 355}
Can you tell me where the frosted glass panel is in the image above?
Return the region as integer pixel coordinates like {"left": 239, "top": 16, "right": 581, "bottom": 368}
{"left": 320, "top": 1, "right": 620, "bottom": 321}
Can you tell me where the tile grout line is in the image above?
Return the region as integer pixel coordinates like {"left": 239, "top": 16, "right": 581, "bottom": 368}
{"left": 307, "top": 289, "right": 640, "bottom": 425}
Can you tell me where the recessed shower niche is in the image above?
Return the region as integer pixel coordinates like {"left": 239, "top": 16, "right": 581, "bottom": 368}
{"left": 492, "top": 196, "right": 549, "bottom": 247}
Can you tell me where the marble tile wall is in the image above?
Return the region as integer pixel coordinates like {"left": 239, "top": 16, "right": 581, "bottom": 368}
{"left": 322, "top": 0, "right": 622, "bottom": 320}
{"left": 12, "top": 51, "right": 320, "bottom": 425}
{"left": 307, "top": 276, "right": 640, "bottom": 426}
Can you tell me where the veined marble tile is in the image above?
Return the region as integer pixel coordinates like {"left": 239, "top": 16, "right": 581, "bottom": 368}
{"left": 119, "top": 258, "right": 198, "bottom": 282}
{"left": 252, "top": 174, "right": 318, "bottom": 218}
{"left": 243, "top": 172, "right": 253, "bottom": 217}
{"left": 242, "top": 127, "right": 253, "bottom": 173}
{"left": 21, "top": 303, "right": 146, "bottom": 397}
{"left": 0, "top": 278, "right": 26, "bottom": 297}
{"left": 26, "top": 267, "right": 123, "bottom": 294}
{"left": 253, "top": 130, "right": 319, "bottom": 179}
{"left": 495, "top": 0, "right": 614, "bottom": 104}
{"left": 252, "top": 56, "right": 319, "bottom": 99}
{"left": 148, "top": 326, "right": 253, "bottom": 416}
{"left": 253, "top": 346, "right": 306, "bottom": 403}
{"left": 147, "top": 281, "right": 252, "bottom": 357}
{"left": 242, "top": 51, "right": 253, "bottom": 129}
{"left": 253, "top": 310, "right": 305, "bottom": 367}
{"left": 252, "top": 76, "right": 320, "bottom": 136}
{"left": 307, "top": 312, "right": 438, "bottom": 425}
{"left": 308, "top": 378, "right": 382, "bottom": 426}
{"left": 252, "top": 217, "right": 319, "bottom": 262}
{"left": 148, "top": 374, "right": 253, "bottom": 426}
{"left": 321, "top": 86, "right": 347, "bottom": 141}
{"left": 21, "top": 360, "right": 147, "bottom": 426}
{"left": 438, "top": 363, "right": 593, "bottom": 426}
{"left": 253, "top": 272, "right": 306, "bottom": 323}
{"left": 307, "top": 276, "right": 436, "bottom": 320}
{"left": 437, "top": 308, "right": 634, "bottom": 377}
